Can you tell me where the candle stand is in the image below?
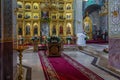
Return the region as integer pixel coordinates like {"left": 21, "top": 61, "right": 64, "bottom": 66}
{"left": 14, "top": 45, "right": 28, "bottom": 80}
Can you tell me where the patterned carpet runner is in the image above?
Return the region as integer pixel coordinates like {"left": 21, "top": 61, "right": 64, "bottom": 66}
{"left": 38, "top": 51, "right": 104, "bottom": 80}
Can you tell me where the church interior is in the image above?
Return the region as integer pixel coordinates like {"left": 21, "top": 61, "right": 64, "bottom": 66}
{"left": 0, "top": 0, "right": 120, "bottom": 80}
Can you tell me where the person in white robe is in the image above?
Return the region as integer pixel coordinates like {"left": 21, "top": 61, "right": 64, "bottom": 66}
{"left": 77, "top": 33, "right": 86, "bottom": 46}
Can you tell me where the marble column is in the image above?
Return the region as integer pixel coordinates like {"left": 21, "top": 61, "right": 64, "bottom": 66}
{"left": 12, "top": 0, "right": 18, "bottom": 79}
{"left": 109, "top": 0, "right": 120, "bottom": 69}
{"left": 74, "top": 0, "right": 83, "bottom": 34}
{"left": 0, "top": 0, "right": 17, "bottom": 80}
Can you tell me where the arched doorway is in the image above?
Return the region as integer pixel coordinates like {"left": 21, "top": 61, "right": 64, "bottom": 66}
{"left": 84, "top": 4, "right": 108, "bottom": 42}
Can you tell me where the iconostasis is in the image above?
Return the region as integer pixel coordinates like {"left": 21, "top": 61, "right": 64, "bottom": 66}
{"left": 17, "top": 0, "right": 74, "bottom": 41}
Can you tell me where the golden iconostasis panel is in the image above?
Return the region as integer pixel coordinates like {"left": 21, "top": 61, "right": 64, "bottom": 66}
{"left": 33, "top": 21, "right": 40, "bottom": 36}
{"left": 17, "top": 21, "right": 23, "bottom": 36}
{"left": 16, "top": 0, "right": 74, "bottom": 40}
{"left": 58, "top": 22, "right": 65, "bottom": 36}
{"left": 66, "top": 21, "right": 73, "bottom": 36}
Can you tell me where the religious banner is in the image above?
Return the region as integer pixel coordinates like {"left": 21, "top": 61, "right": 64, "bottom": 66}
{"left": 109, "top": 0, "right": 120, "bottom": 69}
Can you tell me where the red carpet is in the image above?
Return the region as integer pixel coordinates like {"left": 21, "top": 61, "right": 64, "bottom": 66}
{"left": 38, "top": 51, "right": 104, "bottom": 80}
{"left": 86, "top": 40, "right": 108, "bottom": 44}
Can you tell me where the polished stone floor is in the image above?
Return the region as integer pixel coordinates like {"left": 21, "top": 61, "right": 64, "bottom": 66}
{"left": 18, "top": 44, "right": 120, "bottom": 80}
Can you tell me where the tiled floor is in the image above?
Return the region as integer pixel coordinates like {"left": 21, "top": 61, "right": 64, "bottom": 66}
{"left": 18, "top": 47, "right": 46, "bottom": 80}
{"left": 63, "top": 51, "right": 119, "bottom": 80}
{"left": 19, "top": 44, "right": 120, "bottom": 80}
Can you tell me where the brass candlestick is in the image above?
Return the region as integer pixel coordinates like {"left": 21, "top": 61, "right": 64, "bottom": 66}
{"left": 14, "top": 45, "right": 28, "bottom": 80}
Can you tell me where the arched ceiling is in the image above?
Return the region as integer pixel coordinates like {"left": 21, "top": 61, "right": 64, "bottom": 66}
{"left": 84, "top": 0, "right": 104, "bottom": 9}
{"left": 83, "top": 0, "right": 105, "bottom": 16}
{"left": 85, "top": 4, "right": 101, "bottom": 14}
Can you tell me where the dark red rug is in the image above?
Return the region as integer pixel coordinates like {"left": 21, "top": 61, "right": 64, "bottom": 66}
{"left": 86, "top": 40, "right": 108, "bottom": 44}
{"left": 38, "top": 51, "right": 104, "bottom": 80}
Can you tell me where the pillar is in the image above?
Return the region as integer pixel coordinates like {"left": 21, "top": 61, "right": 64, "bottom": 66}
{"left": 0, "top": 0, "right": 17, "bottom": 80}
{"left": 74, "top": 0, "right": 83, "bottom": 34}
{"left": 109, "top": 0, "right": 120, "bottom": 69}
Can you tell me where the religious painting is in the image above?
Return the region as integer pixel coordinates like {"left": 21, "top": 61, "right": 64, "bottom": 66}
{"left": 17, "top": 13, "right": 23, "bottom": 19}
{"left": 59, "top": 13, "right": 64, "bottom": 20}
{"left": 84, "top": 22, "right": 90, "bottom": 32}
{"left": 33, "top": 23, "right": 38, "bottom": 35}
{"left": 59, "top": 25, "right": 63, "bottom": 35}
{"left": 18, "top": 26, "right": 22, "bottom": 35}
{"left": 17, "top": 1, "right": 23, "bottom": 9}
{"left": 59, "top": 6, "right": 64, "bottom": 10}
{"left": 41, "top": 23, "right": 49, "bottom": 36}
{"left": 33, "top": 3, "right": 39, "bottom": 10}
{"left": 52, "top": 25, "right": 56, "bottom": 35}
{"left": 66, "top": 13, "right": 72, "bottom": 20}
{"left": 24, "top": 12, "right": 31, "bottom": 19}
{"left": 25, "top": 23, "right": 31, "bottom": 35}
{"left": 59, "top": 2, "right": 64, "bottom": 10}
{"left": 41, "top": 11, "right": 49, "bottom": 19}
{"left": 66, "top": 3, "right": 72, "bottom": 10}
{"left": 51, "top": 14, "right": 57, "bottom": 20}
{"left": 83, "top": 15, "right": 92, "bottom": 40}
{"left": 25, "top": 3, "right": 31, "bottom": 9}
{"left": 33, "top": 13, "right": 39, "bottom": 19}
{"left": 66, "top": 23, "right": 71, "bottom": 34}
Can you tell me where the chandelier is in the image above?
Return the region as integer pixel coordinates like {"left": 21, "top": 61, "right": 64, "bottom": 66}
{"left": 40, "top": 0, "right": 59, "bottom": 11}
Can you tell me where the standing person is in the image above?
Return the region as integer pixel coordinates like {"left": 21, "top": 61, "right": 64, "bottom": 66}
{"left": 77, "top": 33, "right": 86, "bottom": 49}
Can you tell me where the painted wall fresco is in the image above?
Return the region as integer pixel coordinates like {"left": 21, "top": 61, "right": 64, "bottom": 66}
{"left": 109, "top": 0, "right": 120, "bottom": 69}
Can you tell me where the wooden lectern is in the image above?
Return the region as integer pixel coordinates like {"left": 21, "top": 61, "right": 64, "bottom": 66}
{"left": 46, "top": 42, "right": 62, "bottom": 57}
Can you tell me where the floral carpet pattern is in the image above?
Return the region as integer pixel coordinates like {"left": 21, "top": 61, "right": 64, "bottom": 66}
{"left": 38, "top": 51, "right": 103, "bottom": 80}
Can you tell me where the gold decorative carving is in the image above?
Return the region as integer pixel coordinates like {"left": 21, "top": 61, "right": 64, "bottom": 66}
{"left": 16, "top": 0, "right": 74, "bottom": 44}
{"left": 83, "top": 12, "right": 92, "bottom": 40}
{"left": 99, "top": 1, "right": 108, "bottom": 16}
{"left": 112, "top": 11, "right": 118, "bottom": 17}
